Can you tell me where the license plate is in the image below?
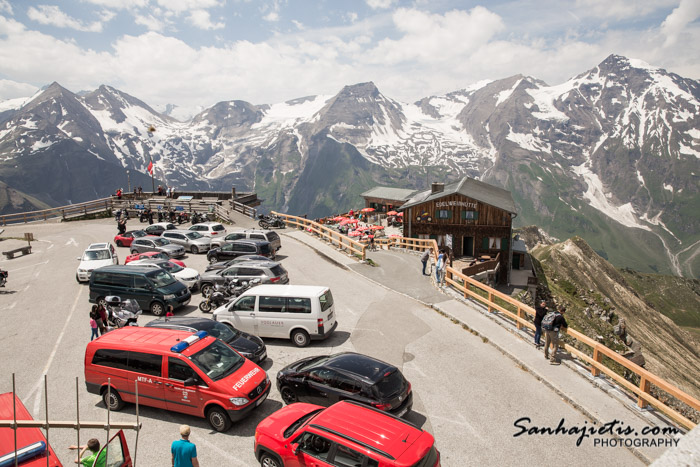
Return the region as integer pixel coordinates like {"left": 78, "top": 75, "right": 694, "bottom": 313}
{"left": 258, "top": 351, "right": 267, "bottom": 361}
{"left": 256, "top": 392, "right": 268, "bottom": 406}
{"left": 396, "top": 407, "right": 408, "bottom": 417}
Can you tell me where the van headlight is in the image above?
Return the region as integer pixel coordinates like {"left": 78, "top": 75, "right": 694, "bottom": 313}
{"left": 230, "top": 397, "right": 249, "bottom": 406}
{"left": 164, "top": 294, "right": 175, "bottom": 300}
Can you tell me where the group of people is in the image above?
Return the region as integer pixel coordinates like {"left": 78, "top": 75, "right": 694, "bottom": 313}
{"left": 89, "top": 304, "right": 108, "bottom": 340}
{"left": 420, "top": 248, "right": 448, "bottom": 286}
{"left": 70, "top": 424, "right": 199, "bottom": 467}
{"left": 156, "top": 185, "right": 177, "bottom": 198}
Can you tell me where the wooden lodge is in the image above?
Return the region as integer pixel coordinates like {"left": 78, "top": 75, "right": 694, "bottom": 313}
{"left": 398, "top": 178, "right": 517, "bottom": 283}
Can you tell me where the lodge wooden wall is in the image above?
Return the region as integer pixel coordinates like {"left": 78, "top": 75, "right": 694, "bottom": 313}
{"left": 404, "top": 194, "right": 512, "bottom": 228}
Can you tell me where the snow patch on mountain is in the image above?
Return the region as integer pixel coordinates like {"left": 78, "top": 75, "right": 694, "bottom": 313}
{"left": 495, "top": 78, "right": 522, "bottom": 106}
{"left": 573, "top": 163, "right": 649, "bottom": 231}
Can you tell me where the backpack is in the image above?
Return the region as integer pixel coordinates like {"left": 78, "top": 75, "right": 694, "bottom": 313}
{"left": 541, "top": 311, "right": 557, "bottom": 331}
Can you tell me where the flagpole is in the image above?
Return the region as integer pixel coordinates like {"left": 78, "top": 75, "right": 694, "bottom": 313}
{"left": 147, "top": 125, "right": 156, "bottom": 194}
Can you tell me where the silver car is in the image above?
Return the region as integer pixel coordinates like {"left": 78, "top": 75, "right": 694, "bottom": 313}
{"left": 198, "top": 260, "right": 289, "bottom": 296}
{"left": 161, "top": 230, "right": 211, "bottom": 254}
{"left": 130, "top": 237, "right": 185, "bottom": 258}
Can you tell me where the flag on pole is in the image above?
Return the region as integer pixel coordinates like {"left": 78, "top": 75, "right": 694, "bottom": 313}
{"left": 147, "top": 160, "right": 153, "bottom": 174}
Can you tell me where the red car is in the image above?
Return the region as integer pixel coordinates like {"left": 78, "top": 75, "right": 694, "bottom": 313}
{"left": 113, "top": 230, "right": 151, "bottom": 247}
{"left": 254, "top": 401, "right": 440, "bottom": 467}
{"left": 124, "top": 251, "right": 186, "bottom": 267}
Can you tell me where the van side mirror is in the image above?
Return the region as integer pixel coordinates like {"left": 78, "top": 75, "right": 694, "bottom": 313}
{"left": 76, "top": 257, "right": 81, "bottom": 260}
{"left": 183, "top": 377, "right": 198, "bottom": 387}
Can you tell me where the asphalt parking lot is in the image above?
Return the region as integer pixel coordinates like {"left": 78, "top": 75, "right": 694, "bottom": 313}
{"left": 0, "top": 216, "right": 642, "bottom": 466}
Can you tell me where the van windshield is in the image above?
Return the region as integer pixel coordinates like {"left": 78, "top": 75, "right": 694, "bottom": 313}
{"left": 190, "top": 339, "right": 245, "bottom": 381}
{"left": 148, "top": 270, "right": 176, "bottom": 287}
{"left": 319, "top": 290, "right": 333, "bottom": 312}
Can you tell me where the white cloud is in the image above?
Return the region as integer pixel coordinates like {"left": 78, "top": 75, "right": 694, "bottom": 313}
{"left": 263, "top": 11, "right": 279, "bottom": 22}
{"left": 292, "top": 19, "right": 305, "bottom": 30}
{"left": 365, "top": 7, "right": 503, "bottom": 65}
{"left": 366, "top": 0, "right": 396, "bottom": 10}
{"left": 134, "top": 13, "right": 167, "bottom": 32}
{"left": 0, "top": 78, "right": 37, "bottom": 99}
{"left": 82, "top": 0, "right": 148, "bottom": 9}
{"left": 0, "top": 0, "right": 12, "bottom": 15}
{"left": 661, "top": 0, "right": 700, "bottom": 47}
{"left": 27, "top": 5, "right": 111, "bottom": 32}
{"left": 347, "top": 12, "right": 358, "bottom": 23}
{"left": 188, "top": 9, "right": 224, "bottom": 30}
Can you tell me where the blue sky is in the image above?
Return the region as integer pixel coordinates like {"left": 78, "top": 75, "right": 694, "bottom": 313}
{"left": 0, "top": 0, "right": 698, "bottom": 119}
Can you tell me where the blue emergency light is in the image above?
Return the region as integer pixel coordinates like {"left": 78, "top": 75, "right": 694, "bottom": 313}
{"left": 171, "top": 330, "right": 208, "bottom": 353}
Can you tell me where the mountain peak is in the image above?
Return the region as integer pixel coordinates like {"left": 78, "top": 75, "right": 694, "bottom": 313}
{"left": 338, "top": 82, "right": 380, "bottom": 99}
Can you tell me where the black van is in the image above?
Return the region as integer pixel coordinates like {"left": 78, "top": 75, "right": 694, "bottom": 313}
{"left": 89, "top": 265, "right": 191, "bottom": 316}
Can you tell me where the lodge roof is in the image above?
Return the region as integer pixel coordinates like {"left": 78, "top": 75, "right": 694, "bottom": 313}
{"left": 399, "top": 177, "right": 517, "bottom": 214}
{"left": 360, "top": 186, "right": 418, "bottom": 201}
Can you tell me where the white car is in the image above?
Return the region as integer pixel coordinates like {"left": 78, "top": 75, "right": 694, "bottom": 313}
{"left": 189, "top": 222, "right": 227, "bottom": 238}
{"left": 76, "top": 243, "right": 119, "bottom": 283}
{"left": 127, "top": 258, "right": 200, "bottom": 290}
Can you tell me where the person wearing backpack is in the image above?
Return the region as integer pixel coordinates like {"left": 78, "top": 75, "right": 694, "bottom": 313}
{"left": 534, "top": 300, "right": 548, "bottom": 348}
{"left": 543, "top": 305, "right": 568, "bottom": 365}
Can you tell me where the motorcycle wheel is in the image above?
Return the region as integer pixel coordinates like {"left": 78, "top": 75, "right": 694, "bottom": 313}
{"left": 199, "top": 301, "right": 212, "bottom": 312}
{"left": 259, "top": 221, "right": 270, "bottom": 229}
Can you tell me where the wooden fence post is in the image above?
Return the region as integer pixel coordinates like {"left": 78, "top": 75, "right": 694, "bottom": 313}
{"left": 516, "top": 306, "right": 523, "bottom": 330}
{"left": 591, "top": 347, "right": 602, "bottom": 377}
{"left": 638, "top": 377, "right": 651, "bottom": 409}
{"left": 488, "top": 292, "right": 493, "bottom": 313}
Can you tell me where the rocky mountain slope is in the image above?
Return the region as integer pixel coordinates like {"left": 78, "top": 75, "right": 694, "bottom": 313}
{"left": 0, "top": 55, "right": 697, "bottom": 276}
{"left": 531, "top": 236, "right": 700, "bottom": 402}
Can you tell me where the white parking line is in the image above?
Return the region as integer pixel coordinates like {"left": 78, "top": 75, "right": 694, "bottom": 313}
{"left": 28, "top": 287, "right": 83, "bottom": 416}
{"left": 7, "top": 301, "right": 16, "bottom": 310}
{"left": 66, "top": 238, "right": 78, "bottom": 247}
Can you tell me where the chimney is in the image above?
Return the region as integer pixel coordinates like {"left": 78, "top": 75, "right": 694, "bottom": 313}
{"left": 431, "top": 182, "right": 444, "bottom": 194}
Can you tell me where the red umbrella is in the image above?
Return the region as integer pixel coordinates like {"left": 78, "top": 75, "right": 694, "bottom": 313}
{"left": 370, "top": 225, "right": 384, "bottom": 230}
{"left": 340, "top": 218, "right": 359, "bottom": 226}
{"left": 396, "top": 212, "right": 404, "bottom": 217}
{"left": 348, "top": 230, "right": 362, "bottom": 237}
{"left": 355, "top": 225, "right": 369, "bottom": 231}
{"left": 387, "top": 210, "right": 398, "bottom": 216}
{"left": 332, "top": 216, "right": 345, "bottom": 222}
{"left": 389, "top": 234, "right": 401, "bottom": 238}
{"left": 360, "top": 207, "right": 375, "bottom": 213}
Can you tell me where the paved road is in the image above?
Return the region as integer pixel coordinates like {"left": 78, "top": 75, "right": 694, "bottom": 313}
{"left": 0, "top": 216, "right": 642, "bottom": 466}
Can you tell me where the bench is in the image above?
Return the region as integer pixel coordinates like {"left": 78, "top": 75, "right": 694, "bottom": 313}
{"left": 2, "top": 246, "right": 32, "bottom": 259}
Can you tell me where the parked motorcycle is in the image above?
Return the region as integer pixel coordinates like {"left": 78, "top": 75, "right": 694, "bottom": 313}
{"left": 139, "top": 208, "right": 151, "bottom": 223}
{"left": 191, "top": 212, "right": 203, "bottom": 224}
{"left": 198, "top": 278, "right": 261, "bottom": 312}
{"left": 104, "top": 296, "right": 142, "bottom": 329}
{"left": 176, "top": 211, "right": 189, "bottom": 224}
{"left": 0, "top": 268, "right": 7, "bottom": 288}
{"left": 258, "top": 214, "right": 286, "bottom": 229}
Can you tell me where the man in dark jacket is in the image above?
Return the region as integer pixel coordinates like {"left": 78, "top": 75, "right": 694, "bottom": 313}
{"left": 544, "top": 306, "right": 568, "bottom": 365}
{"left": 534, "top": 300, "right": 547, "bottom": 348}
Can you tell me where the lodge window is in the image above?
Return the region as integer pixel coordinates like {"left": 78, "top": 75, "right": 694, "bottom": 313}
{"left": 462, "top": 211, "right": 478, "bottom": 220}
{"left": 437, "top": 210, "right": 452, "bottom": 219}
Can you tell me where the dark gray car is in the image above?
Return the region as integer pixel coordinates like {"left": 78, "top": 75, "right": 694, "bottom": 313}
{"left": 161, "top": 229, "right": 211, "bottom": 254}
{"left": 198, "top": 260, "right": 289, "bottom": 296}
{"left": 130, "top": 237, "right": 185, "bottom": 258}
{"left": 204, "top": 255, "right": 272, "bottom": 272}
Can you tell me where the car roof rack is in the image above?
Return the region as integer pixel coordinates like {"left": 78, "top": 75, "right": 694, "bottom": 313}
{"left": 309, "top": 424, "right": 395, "bottom": 460}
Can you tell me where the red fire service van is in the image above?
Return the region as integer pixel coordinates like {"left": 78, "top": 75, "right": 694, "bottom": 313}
{"left": 84, "top": 327, "right": 270, "bottom": 431}
{"left": 254, "top": 401, "right": 440, "bottom": 467}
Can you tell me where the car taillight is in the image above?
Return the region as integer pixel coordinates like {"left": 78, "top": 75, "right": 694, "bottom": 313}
{"left": 407, "top": 382, "right": 412, "bottom": 393}
{"left": 317, "top": 318, "right": 323, "bottom": 327}
{"left": 270, "top": 277, "right": 280, "bottom": 283}
{"left": 373, "top": 402, "right": 391, "bottom": 411}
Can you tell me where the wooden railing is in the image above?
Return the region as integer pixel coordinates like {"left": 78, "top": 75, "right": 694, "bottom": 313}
{"left": 272, "top": 212, "right": 368, "bottom": 260}
{"left": 443, "top": 265, "right": 699, "bottom": 430}
{"left": 231, "top": 199, "right": 257, "bottom": 218}
{"left": 0, "top": 198, "right": 113, "bottom": 225}
{"left": 276, "top": 222, "right": 699, "bottom": 430}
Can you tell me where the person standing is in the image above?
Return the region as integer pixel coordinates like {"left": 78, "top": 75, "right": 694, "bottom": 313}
{"left": 534, "top": 300, "right": 548, "bottom": 348}
{"left": 96, "top": 304, "right": 108, "bottom": 335}
{"left": 544, "top": 306, "right": 568, "bottom": 365}
{"left": 89, "top": 311, "right": 99, "bottom": 341}
{"left": 420, "top": 249, "right": 430, "bottom": 275}
{"left": 435, "top": 250, "right": 445, "bottom": 284}
{"left": 172, "top": 425, "right": 199, "bottom": 467}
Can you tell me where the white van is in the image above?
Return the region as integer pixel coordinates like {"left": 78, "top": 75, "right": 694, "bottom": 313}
{"left": 212, "top": 285, "right": 338, "bottom": 347}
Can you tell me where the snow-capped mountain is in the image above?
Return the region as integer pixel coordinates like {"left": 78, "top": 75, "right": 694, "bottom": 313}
{"left": 0, "top": 55, "right": 697, "bottom": 277}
